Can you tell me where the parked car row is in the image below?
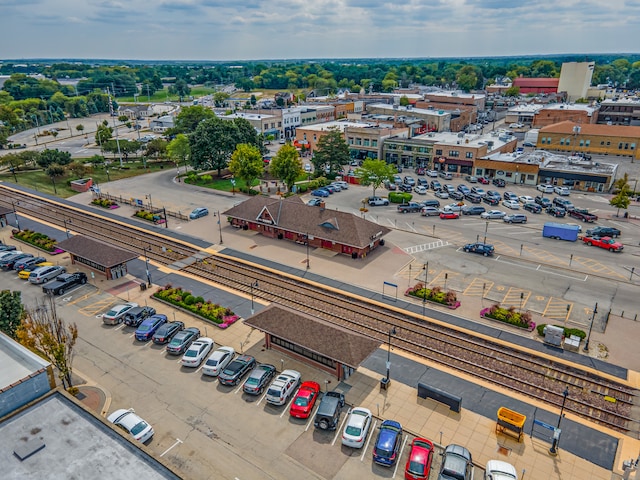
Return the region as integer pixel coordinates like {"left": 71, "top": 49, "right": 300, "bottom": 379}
{"left": 311, "top": 181, "right": 350, "bottom": 197}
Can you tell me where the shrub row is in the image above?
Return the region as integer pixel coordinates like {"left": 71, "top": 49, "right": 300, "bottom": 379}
{"left": 13, "top": 229, "right": 58, "bottom": 252}
{"left": 536, "top": 324, "right": 586, "bottom": 339}
{"left": 389, "top": 192, "right": 413, "bottom": 203}
{"left": 153, "top": 285, "right": 239, "bottom": 328}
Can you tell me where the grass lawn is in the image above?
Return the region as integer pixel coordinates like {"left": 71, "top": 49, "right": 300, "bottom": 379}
{"left": 185, "top": 176, "right": 260, "bottom": 192}
{"left": 116, "top": 85, "right": 218, "bottom": 104}
{"left": 0, "top": 159, "right": 177, "bottom": 198}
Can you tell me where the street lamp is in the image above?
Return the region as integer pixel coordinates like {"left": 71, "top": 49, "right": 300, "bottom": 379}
{"left": 422, "top": 262, "right": 428, "bottom": 317}
{"left": 250, "top": 280, "right": 259, "bottom": 315}
{"left": 584, "top": 302, "right": 598, "bottom": 352}
{"left": 146, "top": 194, "right": 153, "bottom": 212}
{"left": 519, "top": 292, "right": 524, "bottom": 313}
{"left": 105, "top": 168, "right": 110, "bottom": 182}
{"left": 143, "top": 246, "right": 152, "bottom": 287}
{"left": 11, "top": 201, "right": 20, "bottom": 231}
{"left": 484, "top": 221, "right": 489, "bottom": 244}
{"left": 216, "top": 210, "right": 223, "bottom": 244}
{"left": 306, "top": 232, "right": 310, "bottom": 269}
{"left": 384, "top": 326, "right": 397, "bottom": 385}
{"left": 62, "top": 218, "right": 71, "bottom": 239}
{"left": 549, "top": 387, "right": 570, "bottom": 455}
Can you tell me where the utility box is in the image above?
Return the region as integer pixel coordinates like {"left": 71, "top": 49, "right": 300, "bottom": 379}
{"left": 543, "top": 325, "right": 564, "bottom": 347}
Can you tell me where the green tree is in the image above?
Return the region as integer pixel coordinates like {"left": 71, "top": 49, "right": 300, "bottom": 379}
{"left": 399, "top": 95, "right": 410, "bottom": 107}
{"left": 504, "top": 86, "right": 520, "bottom": 97}
{"left": 169, "top": 79, "right": 191, "bottom": 100}
{"left": 228, "top": 144, "right": 263, "bottom": 193}
{"left": 45, "top": 163, "right": 66, "bottom": 194}
{"left": 456, "top": 65, "right": 480, "bottom": 91}
{"left": 312, "top": 127, "right": 350, "bottom": 178}
{"left": 75, "top": 124, "right": 84, "bottom": 135}
{"left": 95, "top": 124, "right": 112, "bottom": 147}
{"left": 270, "top": 144, "right": 302, "bottom": 192}
{"left": 171, "top": 105, "right": 215, "bottom": 134}
{"left": 213, "top": 92, "right": 230, "bottom": 107}
{"left": 16, "top": 296, "right": 78, "bottom": 389}
{"left": 145, "top": 138, "right": 168, "bottom": 158}
{"left": 0, "top": 290, "right": 24, "bottom": 338}
{"left": 610, "top": 192, "right": 631, "bottom": 217}
{"left": 355, "top": 159, "right": 397, "bottom": 197}
{"left": 118, "top": 139, "right": 142, "bottom": 160}
{"left": 38, "top": 149, "right": 72, "bottom": 168}
{"left": 167, "top": 134, "right": 191, "bottom": 167}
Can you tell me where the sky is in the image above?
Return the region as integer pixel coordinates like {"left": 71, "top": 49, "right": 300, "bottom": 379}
{"left": 2, "top": 0, "right": 640, "bottom": 61}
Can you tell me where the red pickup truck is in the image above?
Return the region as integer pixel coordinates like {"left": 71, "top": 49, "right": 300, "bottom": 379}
{"left": 568, "top": 208, "right": 598, "bottom": 222}
{"left": 582, "top": 235, "right": 623, "bottom": 252}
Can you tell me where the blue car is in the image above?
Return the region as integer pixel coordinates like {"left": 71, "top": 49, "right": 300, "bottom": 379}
{"left": 311, "top": 189, "right": 329, "bottom": 197}
{"left": 135, "top": 314, "right": 168, "bottom": 342}
{"left": 372, "top": 420, "right": 403, "bottom": 466}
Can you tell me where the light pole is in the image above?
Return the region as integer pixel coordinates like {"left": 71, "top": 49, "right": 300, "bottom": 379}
{"left": 162, "top": 207, "right": 168, "bottom": 228}
{"left": 484, "top": 221, "right": 489, "bottom": 244}
{"left": 146, "top": 194, "right": 153, "bottom": 212}
{"left": 422, "top": 262, "right": 428, "bottom": 317}
{"left": 519, "top": 292, "right": 524, "bottom": 313}
{"left": 306, "top": 232, "right": 310, "bottom": 269}
{"left": 250, "top": 280, "right": 259, "bottom": 315}
{"left": 549, "top": 387, "right": 569, "bottom": 455}
{"left": 105, "top": 167, "right": 110, "bottom": 182}
{"left": 384, "top": 326, "right": 397, "bottom": 385}
{"left": 11, "top": 201, "right": 20, "bottom": 231}
{"left": 62, "top": 218, "right": 71, "bottom": 239}
{"left": 584, "top": 302, "right": 598, "bottom": 352}
{"left": 216, "top": 210, "right": 223, "bottom": 244}
{"left": 143, "top": 246, "right": 152, "bottom": 287}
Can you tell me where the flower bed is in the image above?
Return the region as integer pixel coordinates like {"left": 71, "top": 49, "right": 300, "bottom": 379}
{"left": 405, "top": 283, "right": 460, "bottom": 309}
{"left": 153, "top": 285, "right": 239, "bottom": 328}
{"left": 12, "top": 229, "right": 60, "bottom": 253}
{"left": 91, "top": 198, "right": 119, "bottom": 209}
{"left": 480, "top": 304, "right": 536, "bottom": 331}
{"left": 135, "top": 210, "right": 165, "bottom": 224}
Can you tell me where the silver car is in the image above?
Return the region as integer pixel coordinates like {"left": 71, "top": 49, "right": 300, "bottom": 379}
{"left": 28, "top": 265, "right": 66, "bottom": 284}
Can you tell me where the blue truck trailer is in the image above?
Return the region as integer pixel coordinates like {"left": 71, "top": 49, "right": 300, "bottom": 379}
{"left": 542, "top": 222, "right": 580, "bottom": 241}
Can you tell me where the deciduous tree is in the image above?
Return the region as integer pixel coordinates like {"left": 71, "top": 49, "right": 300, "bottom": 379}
{"left": 311, "top": 127, "right": 350, "bottom": 178}
{"left": 355, "top": 159, "right": 397, "bottom": 197}
{"left": 228, "top": 144, "right": 263, "bottom": 193}
{"left": 167, "top": 134, "right": 191, "bottom": 167}
{"left": 270, "top": 144, "right": 302, "bottom": 192}
{"left": 0, "top": 290, "right": 24, "bottom": 338}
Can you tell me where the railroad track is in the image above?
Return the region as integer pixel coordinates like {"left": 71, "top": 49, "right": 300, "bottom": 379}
{"left": 2, "top": 185, "right": 637, "bottom": 436}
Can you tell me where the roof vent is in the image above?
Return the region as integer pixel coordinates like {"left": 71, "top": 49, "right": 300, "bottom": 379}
{"left": 14, "top": 438, "right": 46, "bottom": 461}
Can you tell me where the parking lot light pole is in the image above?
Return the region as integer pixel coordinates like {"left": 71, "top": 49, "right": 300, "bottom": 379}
{"left": 306, "top": 232, "right": 310, "bottom": 269}
{"left": 385, "top": 327, "right": 397, "bottom": 384}
{"left": 250, "top": 280, "right": 259, "bottom": 315}
{"left": 422, "top": 262, "right": 428, "bottom": 317}
{"left": 549, "top": 387, "right": 569, "bottom": 455}
{"left": 584, "top": 302, "right": 598, "bottom": 352}
{"left": 146, "top": 194, "right": 153, "bottom": 212}
{"left": 63, "top": 218, "right": 71, "bottom": 239}
{"left": 484, "top": 221, "right": 489, "bottom": 244}
{"left": 11, "top": 201, "right": 20, "bottom": 231}
{"left": 143, "top": 246, "right": 152, "bottom": 287}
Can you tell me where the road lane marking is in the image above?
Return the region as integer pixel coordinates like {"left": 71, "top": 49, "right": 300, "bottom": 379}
{"left": 360, "top": 419, "right": 377, "bottom": 461}
{"left": 160, "top": 438, "right": 183, "bottom": 457}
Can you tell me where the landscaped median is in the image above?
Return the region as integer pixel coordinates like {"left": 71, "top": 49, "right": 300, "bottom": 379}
{"left": 91, "top": 198, "right": 120, "bottom": 209}
{"left": 480, "top": 304, "right": 536, "bottom": 331}
{"left": 12, "top": 229, "right": 65, "bottom": 254}
{"left": 152, "top": 285, "right": 239, "bottom": 329}
{"left": 405, "top": 283, "right": 460, "bottom": 309}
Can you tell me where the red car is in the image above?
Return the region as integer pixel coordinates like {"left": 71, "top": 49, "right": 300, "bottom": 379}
{"left": 478, "top": 176, "right": 491, "bottom": 184}
{"left": 289, "top": 381, "right": 320, "bottom": 418}
{"left": 405, "top": 437, "right": 434, "bottom": 480}
{"left": 439, "top": 211, "right": 459, "bottom": 219}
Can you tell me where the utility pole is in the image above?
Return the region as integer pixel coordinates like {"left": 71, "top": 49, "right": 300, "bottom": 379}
{"left": 107, "top": 87, "right": 123, "bottom": 167}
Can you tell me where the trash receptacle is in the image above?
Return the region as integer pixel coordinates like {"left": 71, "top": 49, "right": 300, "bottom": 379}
{"left": 380, "top": 377, "right": 390, "bottom": 390}
{"left": 140, "top": 283, "right": 147, "bottom": 291}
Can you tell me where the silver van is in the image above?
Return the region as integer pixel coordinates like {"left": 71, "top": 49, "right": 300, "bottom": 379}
{"left": 28, "top": 265, "right": 66, "bottom": 284}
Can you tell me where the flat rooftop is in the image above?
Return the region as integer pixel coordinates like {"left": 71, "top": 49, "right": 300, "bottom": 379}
{"left": 0, "top": 332, "right": 50, "bottom": 390}
{"left": 413, "top": 131, "right": 515, "bottom": 151}
{"left": 0, "top": 392, "right": 180, "bottom": 479}
{"left": 298, "top": 120, "right": 370, "bottom": 132}
{"left": 367, "top": 103, "right": 449, "bottom": 116}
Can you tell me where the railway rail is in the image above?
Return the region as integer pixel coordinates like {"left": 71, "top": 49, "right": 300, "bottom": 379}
{"left": 1, "top": 185, "right": 637, "bottom": 436}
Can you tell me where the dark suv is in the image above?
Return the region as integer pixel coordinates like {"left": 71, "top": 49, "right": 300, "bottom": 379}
{"left": 463, "top": 242, "right": 494, "bottom": 256}
{"left": 492, "top": 178, "right": 506, "bottom": 187}
{"left": 124, "top": 306, "right": 157, "bottom": 327}
{"left": 586, "top": 226, "right": 621, "bottom": 238}
{"left": 314, "top": 391, "right": 346, "bottom": 431}
{"left": 461, "top": 206, "right": 486, "bottom": 216}
{"left": 546, "top": 205, "right": 566, "bottom": 217}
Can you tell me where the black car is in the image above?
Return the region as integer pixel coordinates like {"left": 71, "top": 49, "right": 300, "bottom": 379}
{"left": 152, "top": 321, "right": 185, "bottom": 344}
{"left": 523, "top": 203, "right": 542, "bottom": 213}
{"left": 546, "top": 205, "right": 566, "bottom": 217}
{"left": 416, "top": 178, "right": 429, "bottom": 187}
{"left": 0, "top": 253, "right": 33, "bottom": 270}
{"left": 166, "top": 327, "right": 200, "bottom": 355}
{"left": 124, "top": 306, "right": 157, "bottom": 327}
{"left": 463, "top": 242, "right": 494, "bottom": 256}
{"left": 462, "top": 206, "right": 486, "bottom": 216}
{"left": 219, "top": 354, "right": 257, "bottom": 386}
{"left": 449, "top": 191, "right": 464, "bottom": 201}
{"left": 420, "top": 199, "right": 441, "bottom": 208}
{"left": 0, "top": 244, "right": 17, "bottom": 252}
{"left": 398, "top": 183, "right": 413, "bottom": 193}
{"left": 585, "top": 226, "right": 621, "bottom": 238}
{"left": 482, "top": 196, "right": 499, "bottom": 206}
{"left": 464, "top": 193, "right": 482, "bottom": 204}
{"left": 429, "top": 180, "right": 442, "bottom": 190}
{"left": 42, "top": 272, "right": 87, "bottom": 295}
{"left": 492, "top": 178, "right": 506, "bottom": 187}
{"left": 535, "top": 196, "right": 552, "bottom": 208}
{"left": 242, "top": 363, "right": 277, "bottom": 395}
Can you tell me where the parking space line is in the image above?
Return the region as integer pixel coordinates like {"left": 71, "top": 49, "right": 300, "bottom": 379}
{"left": 502, "top": 287, "right": 531, "bottom": 307}
{"left": 463, "top": 278, "right": 494, "bottom": 297}
{"left": 332, "top": 408, "right": 351, "bottom": 445}
{"left": 393, "top": 435, "right": 408, "bottom": 478}
{"left": 280, "top": 391, "right": 298, "bottom": 418}
{"left": 256, "top": 390, "right": 269, "bottom": 406}
{"left": 360, "top": 420, "right": 377, "bottom": 461}
{"left": 304, "top": 407, "right": 317, "bottom": 431}
{"left": 66, "top": 290, "right": 98, "bottom": 305}
{"left": 233, "top": 383, "right": 243, "bottom": 395}
{"left": 543, "top": 298, "right": 573, "bottom": 322}
{"left": 159, "top": 438, "right": 183, "bottom": 457}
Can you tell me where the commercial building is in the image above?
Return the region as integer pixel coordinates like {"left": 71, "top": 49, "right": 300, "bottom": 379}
{"left": 365, "top": 103, "right": 451, "bottom": 133}
{"left": 220, "top": 111, "right": 279, "bottom": 138}
{"left": 538, "top": 121, "right": 640, "bottom": 161}
{"left": 597, "top": 97, "right": 640, "bottom": 126}
{"left": 344, "top": 124, "right": 409, "bottom": 161}
{"left": 512, "top": 77, "right": 560, "bottom": 95}
{"left": 295, "top": 120, "right": 370, "bottom": 152}
{"left": 558, "top": 62, "right": 595, "bottom": 102}
{"left": 504, "top": 104, "right": 545, "bottom": 126}
{"left": 532, "top": 103, "right": 599, "bottom": 128}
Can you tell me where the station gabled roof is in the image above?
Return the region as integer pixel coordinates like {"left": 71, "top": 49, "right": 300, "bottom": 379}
{"left": 55, "top": 235, "right": 139, "bottom": 268}
{"left": 244, "top": 304, "right": 381, "bottom": 368}
{"left": 223, "top": 196, "right": 390, "bottom": 249}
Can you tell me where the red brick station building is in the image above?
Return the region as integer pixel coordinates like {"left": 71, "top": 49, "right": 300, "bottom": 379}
{"left": 224, "top": 196, "right": 390, "bottom": 259}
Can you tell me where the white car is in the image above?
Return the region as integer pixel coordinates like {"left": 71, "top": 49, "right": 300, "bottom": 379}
{"left": 536, "top": 184, "right": 554, "bottom": 193}
{"left": 414, "top": 185, "right": 428, "bottom": 195}
{"left": 554, "top": 186, "right": 571, "bottom": 196}
{"left": 333, "top": 180, "right": 348, "bottom": 190}
{"left": 181, "top": 337, "right": 214, "bottom": 367}
{"left": 265, "top": 369, "right": 301, "bottom": 405}
{"left": 435, "top": 190, "right": 449, "bottom": 199}
{"left": 442, "top": 203, "right": 466, "bottom": 212}
{"left": 342, "top": 407, "right": 373, "bottom": 448}
{"left": 502, "top": 200, "right": 520, "bottom": 210}
{"left": 202, "top": 346, "right": 235, "bottom": 376}
{"left": 518, "top": 195, "right": 534, "bottom": 204}
{"left": 304, "top": 163, "right": 312, "bottom": 173}
{"left": 107, "top": 408, "right": 154, "bottom": 444}
{"left": 485, "top": 459, "right": 518, "bottom": 479}
{"left": 426, "top": 170, "right": 439, "bottom": 177}
{"left": 481, "top": 210, "right": 506, "bottom": 219}
{"left": 368, "top": 196, "right": 389, "bottom": 206}
{"left": 102, "top": 302, "right": 139, "bottom": 325}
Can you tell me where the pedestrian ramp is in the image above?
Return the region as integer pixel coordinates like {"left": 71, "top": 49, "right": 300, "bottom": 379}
{"left": 404, "top": 240, "right": 450, "bottom": 254}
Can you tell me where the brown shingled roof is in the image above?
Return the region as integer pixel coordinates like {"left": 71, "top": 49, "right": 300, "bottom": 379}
{"left": 55, "top": 235, "right": 139, "bottom": 267}
{"left": 539, "top": 120, "right": 640, "bottom": 137}
{"left": 223, "top": 196, "right": 390, "bottom": 248}
{"left": 244, "top": 304, "right": 381, "bottom": 368}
